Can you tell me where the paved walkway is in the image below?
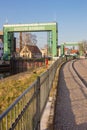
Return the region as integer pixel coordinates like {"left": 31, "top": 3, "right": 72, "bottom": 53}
{"left": 54, "top": 60, "right": 87, "bottom": 130}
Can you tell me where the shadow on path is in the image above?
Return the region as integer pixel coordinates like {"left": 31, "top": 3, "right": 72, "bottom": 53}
{"left": 54, "top": 62, "right": 87, "bottom": 130}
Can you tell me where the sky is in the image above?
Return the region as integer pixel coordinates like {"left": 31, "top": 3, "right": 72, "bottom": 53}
{"left": 0, "top": 0, "right": 87, "bottom": 48}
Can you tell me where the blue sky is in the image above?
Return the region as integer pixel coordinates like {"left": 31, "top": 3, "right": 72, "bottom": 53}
{"left": 0, "top": 0, "right": 87, "bottom": 48}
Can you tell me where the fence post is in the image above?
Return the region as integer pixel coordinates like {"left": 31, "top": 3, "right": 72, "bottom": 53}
{"left": 36, "top": 76, "right": 40, "bottom": 130}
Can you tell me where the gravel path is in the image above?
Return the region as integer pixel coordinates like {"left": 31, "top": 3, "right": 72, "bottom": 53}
{"left": 54, "top": 59, "right": 87, "bottom": 130}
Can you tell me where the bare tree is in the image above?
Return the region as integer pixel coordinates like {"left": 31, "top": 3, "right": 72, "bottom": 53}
{"left": 82, "top": 40, "right": 87, "bottom": 52}
{"left": 78, "top": 40, "right": 87, "bottom": 55}
{"left": 22, "top": 32, "right": 37, "bottom": 46}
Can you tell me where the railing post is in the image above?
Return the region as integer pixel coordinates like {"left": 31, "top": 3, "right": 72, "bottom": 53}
{"left": 33, "top": 76, "right": 40, "bottom": 130}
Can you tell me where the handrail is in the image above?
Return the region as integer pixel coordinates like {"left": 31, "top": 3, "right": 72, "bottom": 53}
{"left": 0, "top": 80, "right": 37, "bottom": 120}
{"left": 0, "top": 56, "right": 69, "bottom": 130}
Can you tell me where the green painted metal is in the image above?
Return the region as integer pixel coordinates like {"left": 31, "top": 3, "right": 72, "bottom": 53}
{"left": 63, "top": 42, "right": 79, "bottom": 46}
{"left": 61, "top": 44, "right": 64, "bottom": 56}
{"left": 3, "top": 22, "right": 58, "bottom": 59}
{"left": 47, "top": 31, "right": 52, "bottom": 56}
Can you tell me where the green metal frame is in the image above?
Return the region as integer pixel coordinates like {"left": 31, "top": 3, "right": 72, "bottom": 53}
{"left": 61, "top": 42, "right": 79, "bottom": 56}
{"left": 3, "top": 22, "right": 58, "bottom": 59}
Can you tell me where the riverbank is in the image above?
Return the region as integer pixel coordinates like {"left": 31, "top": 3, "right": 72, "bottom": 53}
{"left": 0, "top": 66, "right": 47, "bottom": 114}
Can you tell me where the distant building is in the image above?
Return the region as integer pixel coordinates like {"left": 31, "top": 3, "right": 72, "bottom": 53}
{"left": 64, "top": 47, "right": 69, "bottom": 55}
{"left": 20, "top": 45, "right": 42, "bottom": 58}
{"left": 0, "top": 32, "right": 3, "bottom": 59}
{"left": 40, "top": 48, "right": 47, "bottom": 57}
{"left": 0, "top": 31, "right": 3, "bottom": 42}
{"left": 71, "top": 49, "right": 78, "bottom": 54}
{"left": 0, "top": 40, "right": 4, "bottom": 59}
{"left": 64, "top": 47, "right": 78, "bottom": 56}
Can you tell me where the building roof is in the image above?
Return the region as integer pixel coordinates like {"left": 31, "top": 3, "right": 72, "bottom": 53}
{"left": 26, "top": 45, "right": 41, "bottom": 54}
{"left": 71, "top": 49, "right": 78, "bottom": 54}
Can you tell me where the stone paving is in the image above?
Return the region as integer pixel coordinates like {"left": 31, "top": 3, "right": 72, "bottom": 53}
{"left": 54, "top": 59, "right": 87, "bottom": 130}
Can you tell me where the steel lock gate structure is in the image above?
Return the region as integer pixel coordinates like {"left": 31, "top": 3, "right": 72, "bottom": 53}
{"left": 0, "top": 57, "right": 66, "bottom": 130}
{"left": 61, "top": 42, "right": 79, "bottom": 56}
{"left": 3, "top": 22, "right": 58, "bottom": 59}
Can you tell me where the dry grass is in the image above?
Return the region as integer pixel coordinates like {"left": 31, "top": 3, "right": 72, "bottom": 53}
{"left": 0, "top": 66, "right": 47, "bottom": 114}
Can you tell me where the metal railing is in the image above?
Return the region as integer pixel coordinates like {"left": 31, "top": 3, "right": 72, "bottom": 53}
{"left": 0, "top": 57, "right": 66, "bottom": 130}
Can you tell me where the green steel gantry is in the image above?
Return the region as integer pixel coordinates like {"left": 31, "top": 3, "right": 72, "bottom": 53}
{"left": 61, "top": 42, "right": 79, "bottom": 56}
{"left": 3, "top": 22, "right": 58, "bottom": 59}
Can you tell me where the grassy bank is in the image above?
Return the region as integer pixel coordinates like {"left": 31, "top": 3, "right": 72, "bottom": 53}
{"left": 0, "top": 67, "right": 46, "bottom": 114}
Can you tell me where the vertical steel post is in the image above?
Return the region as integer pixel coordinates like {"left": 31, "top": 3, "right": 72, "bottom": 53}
{"left": 36, "top": 76, "right": 40, "bottom": 130}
